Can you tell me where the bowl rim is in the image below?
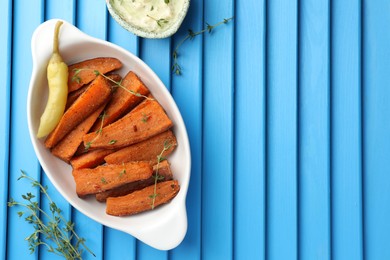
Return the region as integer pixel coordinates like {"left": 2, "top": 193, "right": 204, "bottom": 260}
{"left": 106, "top": 0, "right": 190, "bottom": 39}
{"left": 27, "top": 19, "right": 191, "bottom": 250}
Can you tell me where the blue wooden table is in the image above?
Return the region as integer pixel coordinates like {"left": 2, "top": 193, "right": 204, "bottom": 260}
{"left": 1, "top": 0, "right": 390, "bottom": 259}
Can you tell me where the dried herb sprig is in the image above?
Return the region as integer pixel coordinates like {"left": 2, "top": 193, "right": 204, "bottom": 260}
{"left": 72, "top": 68, "right": 152, "bottom": 100}
{"left": 150, "top": 140, "right": 172, "bottom": 209}
{"left": 172, "top": 17, "right": 234, "bottom": 75}
{"left": 8, "top": 170, "right": 95, "bottom": 259}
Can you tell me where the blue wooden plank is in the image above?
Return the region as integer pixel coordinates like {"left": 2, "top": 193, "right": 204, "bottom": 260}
{"left": 234, "top": 0, "right": 266, "bottom": 259}
{"left": 169, "top": 0, "right": 203, "bottom": 259}
{"left": 0, "top": 0, "right": 12, "bottom": 259}
{"left": 73, "top": 1, "right": 108, "bottom": 259}
{"left": 107, "top": 15, "right": 139, "bottom": 57}
{"left": 266, "top": 0, "right": 298, "bottom": 259}
{"left": 6, "top": 0, "right": 44, "bottom": 259}
{"left": 139, "top": 38, "right": 171, "bottom": 88}
{"left": 331, "top": 0, "right": 363, "bottom": 259}
{"left": 363, "top": 1, "right": 390, "bottom": 259}
{"left": 39, "top": 1, "right": 76, "bottom": 259}
{"left": 201, "top": 1, "right": 234, "bottom": 259}
{"left": 136, "top": 36, "right": 171, "bottom": 260}
{"left": 299, "top": 0, "right": 331, "bottom": 259}
{"left": 103, "top": 14, "right": 139, "bottom": 260}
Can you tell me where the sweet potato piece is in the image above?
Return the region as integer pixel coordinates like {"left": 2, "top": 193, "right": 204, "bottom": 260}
{"left": 106, "top": 180, "right": 180, "bottom": 216}
{"left": 104, "top": 130, "right": 177, "bottom": 164}
{"left": 68, "top": 57, "right": 122, "bottom": 92}
{"left": 70, "top": 149, "right": 115, "bottom": 170}
{"left": 45, "top": 75, "right": 112, "bottom": 149}
{"left": 83, "top": 98, "right": 173, "bottom": 150}
{"left": 66, "top": 74, "right": 122, "bottom": 110}
{"left": 72, "top": 161, "right": 152, "bottom": 197}
{"left": 96, "top": 160, "right": 173, "bottom": 202}
{"left": 51, "top": 104, "right": 106, "bottom": 163}
{"left": 66, "top": 84, "right": 89, "bottom": 110}
{"left": 91, "top": 71, "right": 150, "bottom": 132}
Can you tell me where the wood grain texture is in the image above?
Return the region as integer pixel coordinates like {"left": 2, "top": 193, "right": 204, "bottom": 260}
{"left": 3, "top": 0, "right": 387, "bottom": 259}
{"left": 331, "top": 0, "right": 363, "bottom": 259}
{"left": 201, "top": 0, "right": 235, "bottom": 259}
{"left": 169, "top": 0, "right": 203, "bottom": 259}
{"left": 299, "top": 0, "right": 331, "bottom": 259}
{"left": 363, "top": 0, "right": 390, "bottom": 259}
{"left": 267, "top": 0, "right": 298, "bottom": 259}
{"left": 234, "top": 0, "right": 266, "bottom": 259}
{"left": 6, "top": 1, "right": 44, "bottom": 259}
{"left": 0, "top": 0, "right": 12, "bottom": 259}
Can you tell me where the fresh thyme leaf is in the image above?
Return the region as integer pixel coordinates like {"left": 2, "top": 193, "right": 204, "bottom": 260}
{"left": 141, "top": 113, "right": 150, "bottom": 123}
{"left": 157, "top": 18, "right": 169, "bottom": 27}
{"left": 71, "top": 68, "right": 82, "bottom": 83}
{"left": 101, "top": 177, "right": 107, "bottom": 184}
{"left": 164, "top": 0, "right": 170, "bottom": 4}
{"left": 84, "top": 141, "right": 92, "bottom": 151}
{"left": 147, "top": 15, "right": 169, "bottom": 28}
{"left": 9, "top": 171, "right": 95, "bottom": 259}
{"left": 172, "top": 17, "right": 234, "bottom": 75}
{"left": 108, "top": 139, "right": 117, "bottom": 145}
{"left": 98, "top": 111, "right": 107, "bottom": 119}
{"left": 119, "top": 169, "right": 126, "bottom": 178}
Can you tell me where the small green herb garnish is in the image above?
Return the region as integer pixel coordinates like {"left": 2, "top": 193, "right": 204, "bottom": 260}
{"left": 101, "top": 177, "right": 107, "bottom": 184}
{"left": 108, "top": 140, "right": 117, "bottom": 145}
{"left": 72, "top": 68, "right": 152, "bottom": 100}
{"left": 164, "top": 0, "right": 170, "bottom": 4}
{"left": 85, "top": 142, "right": 92, "bottom": 151}
{"left": 84, "top": 110, "right": 107, "bottom": 151}
{"left": 150, "top": 140, "right": 173, "bottom": 209}
{"left": 71, "top": 68, "right": 82, "bottom": 83}
{"left": 147, "top": 15, "right": 169, "bottom": 28}
{"left": 141, "top": 113, "right": 150, "bottom": 123}
{"left": 172, "top": 17, "right": 234, "bottom": 75}
{"left": 8, "top": 171, "right": 95, "bottom": 259}
{"left": 119, "top": 163, "right": 127, "bottom": 178}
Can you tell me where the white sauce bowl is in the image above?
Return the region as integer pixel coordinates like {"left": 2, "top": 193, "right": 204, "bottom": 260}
{"left": 106, "top": 0, "right": 190, "bottom": 39}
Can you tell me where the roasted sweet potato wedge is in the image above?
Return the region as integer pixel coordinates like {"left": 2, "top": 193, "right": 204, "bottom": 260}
{"left": 91, "top": 71, "right": 149, "bottom": 132}
{"left": 83, "top": 98, "right": 173, "bottom": 150}
{"left": 51, "top": 104, "right": 106, "bottom": 163}
{"left": 68, "top": 57, "right": 122, "bottom": 92}
{"left": 104, "top": 130, "right": 177, "bottom": 164}
{"left": 106, "top": 180, "right": 180, "bottom": 216}
{"left": 96, "top": 160, "right": 173, "bottom": 202}
{"left": 70, "top": 149, "right": 115, "bottom": 170}
{"left": 45, "top": 75, "right": 112, "bottom": 148}
{"left": 66, "top": 73, "right": 121, "bottom": 110}
{"left": 72, "top": 161, "right": 153, "bottom": 197}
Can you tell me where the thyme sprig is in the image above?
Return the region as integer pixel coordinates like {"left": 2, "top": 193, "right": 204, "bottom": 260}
{"left": 72, "top": 68, "right": 152, "bottom": 100}
{"left": 172, "top": 17, "right": 234, "bottom": 75}
{"left": 85, "top": 110, "right": 107, "bottom": 151}
{"left": 7, "top": 171, "right": 95, "bottom": 259}
{"left": 150, "top": 140, "right": 172, "bottom": 209}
